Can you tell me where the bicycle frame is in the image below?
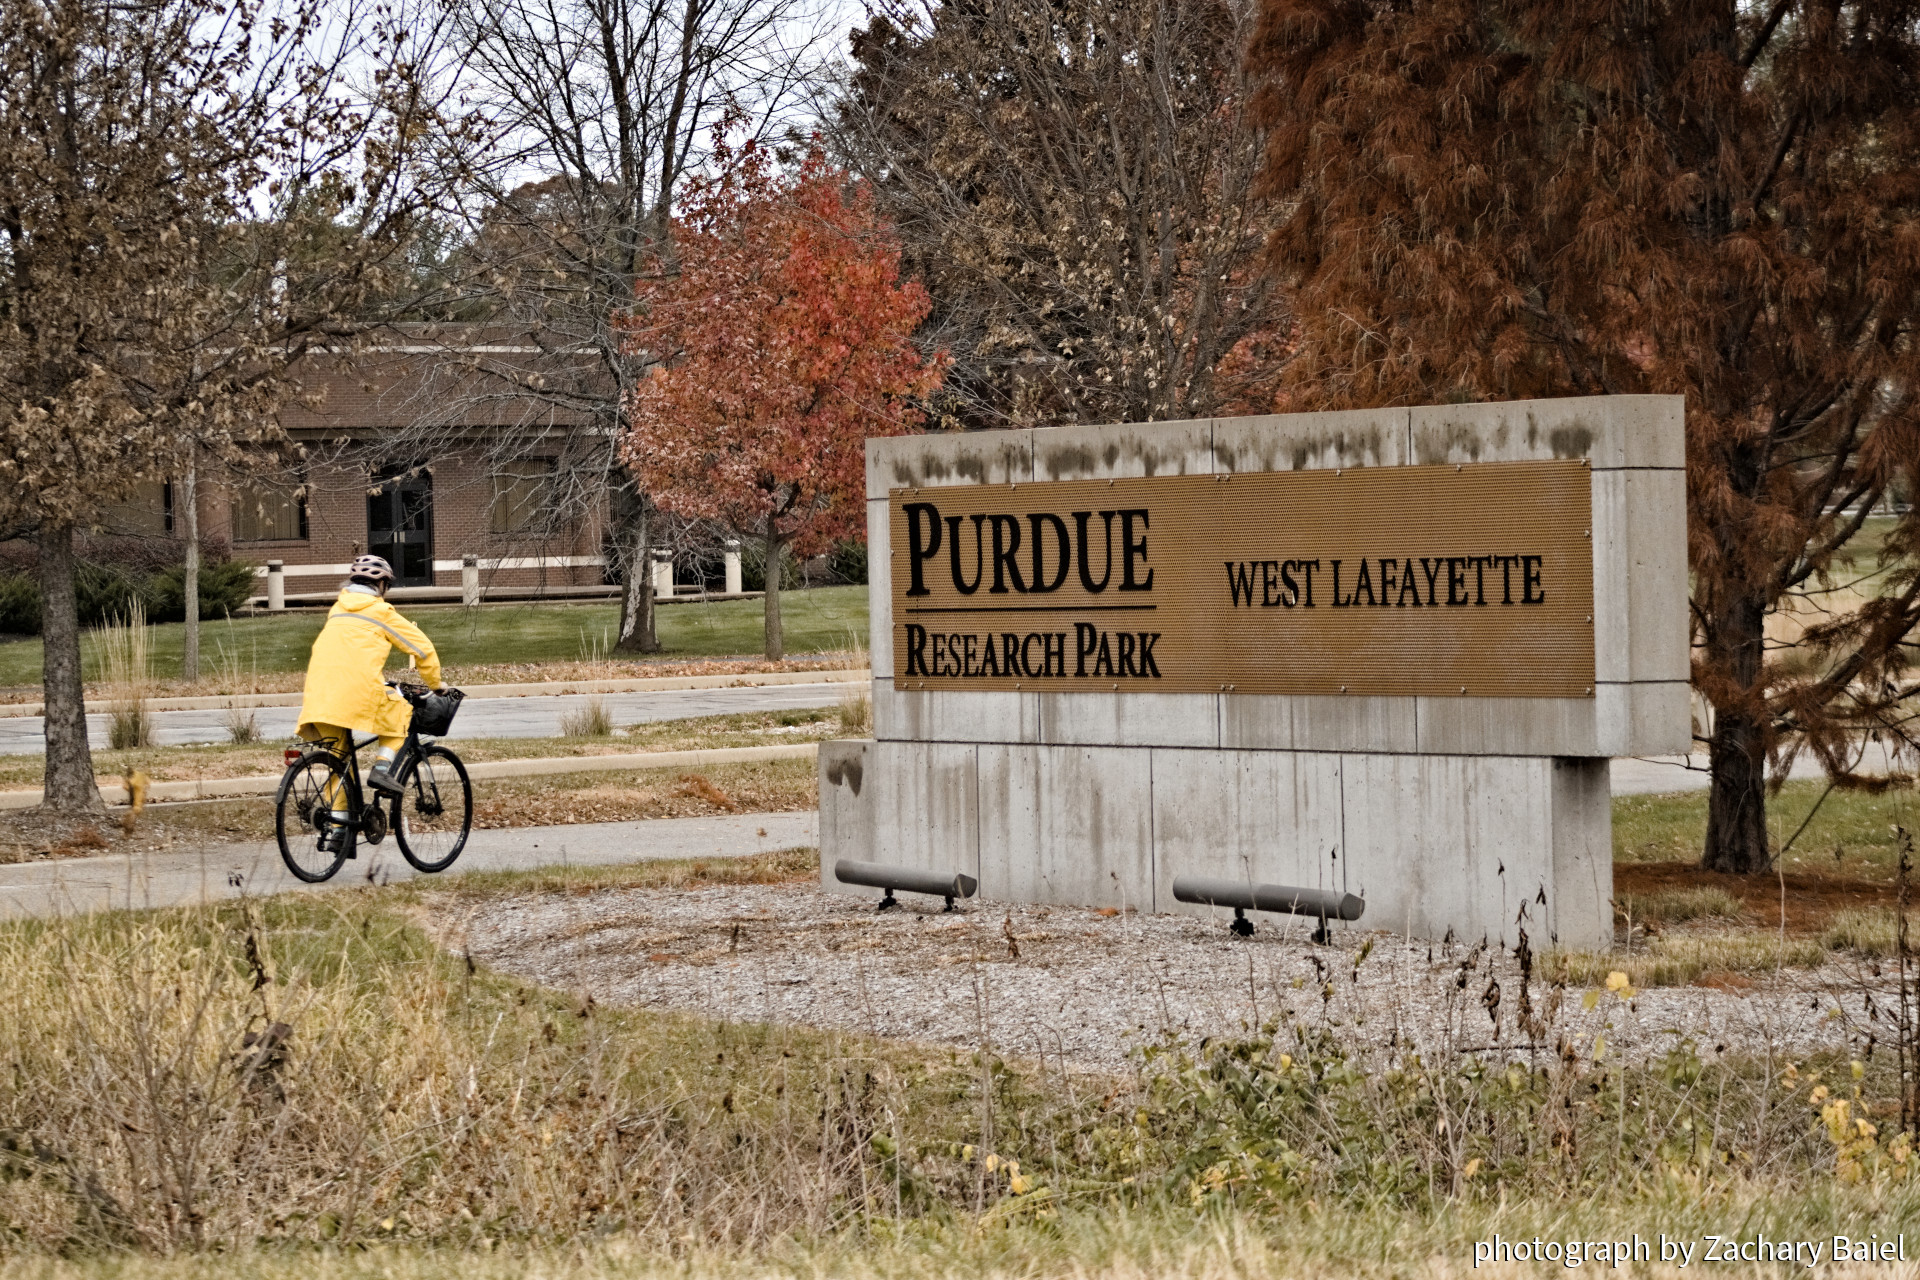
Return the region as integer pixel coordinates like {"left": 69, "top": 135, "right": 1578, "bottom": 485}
{"left": 318, "top": 730, "right": 425, "bottom": 840}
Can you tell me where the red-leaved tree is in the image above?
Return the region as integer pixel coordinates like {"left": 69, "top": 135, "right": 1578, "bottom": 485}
{"left": 618, "top": 140, "right": 943, "bottom": 658}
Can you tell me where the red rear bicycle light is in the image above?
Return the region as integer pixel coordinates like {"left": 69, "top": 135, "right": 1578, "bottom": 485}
{"left": 284, "top": 747, "right": 302, "bottom": 766}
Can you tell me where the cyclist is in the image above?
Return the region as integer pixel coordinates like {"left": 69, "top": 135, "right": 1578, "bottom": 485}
{"left": 295, "top": 555, "right": 444, "bottom": 849}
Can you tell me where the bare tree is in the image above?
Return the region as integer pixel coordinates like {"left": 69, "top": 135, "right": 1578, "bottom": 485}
{"left": 826, "top": 0, "right": 1284, "bottom": 429}
{"left": 0, "top": 0, "right": 460, "bottom": 811}
{"left": 387, "top": 0, "right": 832, "bottom": 652}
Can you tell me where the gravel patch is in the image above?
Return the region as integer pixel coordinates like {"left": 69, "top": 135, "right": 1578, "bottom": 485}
{"left": 440, "top": 883, "right": 1886, "bottom": 1073}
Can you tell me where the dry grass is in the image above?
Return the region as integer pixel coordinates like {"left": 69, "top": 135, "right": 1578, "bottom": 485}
{"left": 1548, "top": 933, "right": 1832, "bottom": 988}
{"left": 420, "top": 847, "right": 818, "bottom": 902}
{"left": 14, "top": 1191, "right": 1920, "bottom": 1280}
{"left": 214, "top": 632, "right": 264, "bottom": 744}
{"left": 89, "top": 604, "right": 153, "bottom": 751}
{"left": 835, "top": 637, "right": 873, "bottom": 737}
{"left": 558, "top": 696, "right": 616, "bottom": 739}
{"left": 1821, "top": 908, "right": 1900, "bottom": 956}
{"left": 472, "top": 760, "right": 814, "bottom": 830}
{"left": 1618, "top": 885, "right": 1746, "bottom": 926}
{"left": 0, "top": 894, "right": 1040, "bottom": 1257}
{"left": 2, "top": 871, "right": 1917, "bottom": 1273}
{"left": 220, "top": 706, "right": 261, "bottom": 744}
{"left": 1613, "top": 860, "right": 1903, "bottom": 938}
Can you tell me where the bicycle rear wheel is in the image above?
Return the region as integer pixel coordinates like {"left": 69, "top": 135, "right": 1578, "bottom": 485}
{"left": 276, "top": 752, "right": 350, "bottom": 883}
{"left": 394, "top": 744, "right": 472, "bottom": 873}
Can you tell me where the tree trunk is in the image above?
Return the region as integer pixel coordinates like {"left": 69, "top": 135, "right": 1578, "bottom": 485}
{"left": 763, "top": 523, "right": 784, "bottom": 660}
{"left": 181, "top": 458, "right": 199, "bottom": 681}
{"left": 1701, "top": 592, "right": 1770, "bottom": 873}
{"left": 1703, "top": 707, "right": 1770, "bottom": 872}
{"left": 611, "top": 481, "right": 659, "bottom": 653}
{"left": 37, "top": 525, "right": 102, "bottom": 813}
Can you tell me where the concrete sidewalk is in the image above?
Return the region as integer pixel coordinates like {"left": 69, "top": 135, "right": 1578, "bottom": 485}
{"left": 0, "top": 810, "right": 819, "bottom": 919}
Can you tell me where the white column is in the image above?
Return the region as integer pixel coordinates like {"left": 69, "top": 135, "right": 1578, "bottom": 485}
{"left": 652, "top": 548, "right": 674, "bottom": 596}
{"left": 265, "top": 560, "right": 285, "bottom": 611}
{"left": 462, "top": 554, "right": 479, "bottom": 608}
{"left": 723, "top": 539, "right": 742, "bottom": 594}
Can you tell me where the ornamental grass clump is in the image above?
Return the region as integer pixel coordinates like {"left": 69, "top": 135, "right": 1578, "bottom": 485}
{"left": 90, "top": 602, "right": 153, "bottom": 751}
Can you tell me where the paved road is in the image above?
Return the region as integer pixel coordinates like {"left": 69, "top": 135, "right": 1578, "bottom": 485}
{"left": 1611, "top": 739, "right": 1902, "bottom": 796}
{"left": 0, "top": 682, "right": 851, "bottom": 755}
{"left": 0, "top": 810, "right": 819, "bottom": 919}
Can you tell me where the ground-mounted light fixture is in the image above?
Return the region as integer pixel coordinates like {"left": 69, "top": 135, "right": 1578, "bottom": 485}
{"left": 1171, "top": 876, "right": 1365, "bottom": 943}
{"left": 834, "top": 860, "right": 978, "bottom": 913}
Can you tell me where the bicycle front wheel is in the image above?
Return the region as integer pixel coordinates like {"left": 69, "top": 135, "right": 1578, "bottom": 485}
{"left": 393, "top": 744, "right": 473, "bottom": 873}
{"left": 276, "top": 751, "right": 350, "bottom": 883}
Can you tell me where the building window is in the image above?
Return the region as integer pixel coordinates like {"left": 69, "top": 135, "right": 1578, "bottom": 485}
{"left": 489, "top": 460, "right": 555, "bottom": 534}
{"left": 101, "top": 480, "right": 173, "bottom": 538}
{"left": 232, "top": 478, "right": 309, "bottom": 542}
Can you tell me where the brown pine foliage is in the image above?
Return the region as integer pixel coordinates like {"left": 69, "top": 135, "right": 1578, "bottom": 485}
{"left": 1248, "top": 0, "right": 1920, "bottom": 872}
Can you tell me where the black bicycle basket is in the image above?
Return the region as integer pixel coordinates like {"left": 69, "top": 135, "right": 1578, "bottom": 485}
{"left": 406, "top": 686, "right": 464, "bottom": 736}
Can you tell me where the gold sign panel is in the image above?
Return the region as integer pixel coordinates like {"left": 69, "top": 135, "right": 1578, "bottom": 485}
{"left": 889, "top": 460, "right": 1596, "bottom": 698}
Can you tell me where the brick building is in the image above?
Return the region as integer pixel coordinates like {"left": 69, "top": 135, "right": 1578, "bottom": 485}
{"left": 104, "top": 329, "right": 619, "bottom": 603}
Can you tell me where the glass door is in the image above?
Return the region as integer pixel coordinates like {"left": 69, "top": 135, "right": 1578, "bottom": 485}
{"left": 367, "top": 465, "right": 435, "bottom": 586}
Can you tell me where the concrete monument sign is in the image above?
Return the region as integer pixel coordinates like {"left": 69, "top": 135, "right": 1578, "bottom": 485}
{"left": 821, "top": 396, "right": 1688, "bottom": 947}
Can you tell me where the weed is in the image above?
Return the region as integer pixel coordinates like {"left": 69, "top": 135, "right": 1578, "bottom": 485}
{"left": 576, "top": 624, "right": 612, "bottom": 663}
{"left": 557, "top": 696, "right": 615, "bottom": 738}
{"left": 222, "top": 707, "right": 261, "bottom": 744}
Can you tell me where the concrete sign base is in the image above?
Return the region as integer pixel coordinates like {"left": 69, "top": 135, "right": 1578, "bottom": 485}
{"left": 821, "top": 396, "right": 1688, "bottom": 946}
{"left": 821, "top": 738, "right": 1609, "bottom": 948}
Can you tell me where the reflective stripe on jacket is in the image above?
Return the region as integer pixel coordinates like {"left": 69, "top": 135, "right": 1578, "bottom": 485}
{"left": 295, "top": 589, "right": 444, "bottom": 739}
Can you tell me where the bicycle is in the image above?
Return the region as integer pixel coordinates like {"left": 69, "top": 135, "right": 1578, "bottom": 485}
{"left": 274, "top": 684, "right": 473, "bottom": 883}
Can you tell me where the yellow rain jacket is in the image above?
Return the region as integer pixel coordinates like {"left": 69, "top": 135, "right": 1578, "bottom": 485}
{"left": 295, "top": 587, "right": 443, "bottom": 740}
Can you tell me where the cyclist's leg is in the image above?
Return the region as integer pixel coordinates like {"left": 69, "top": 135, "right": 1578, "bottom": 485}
{"left": 367, "top": 733, "right": 408, "bottom": 794}
{"left": 302, "top": 724, "right": 353, "bottom": 823}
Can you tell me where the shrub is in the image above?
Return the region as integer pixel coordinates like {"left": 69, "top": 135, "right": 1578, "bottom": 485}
{"left": 75, "top": 561, "right": 151, "bottom": 629}
{"left": 0, "top": 573, "right": 41, "bottom": 636}
{"left": 150, "top": 558, "right": 257, "bottom": 622}
{"left": 826, "top": 538, "right": 868, "bottom": 585}
{"left": 1, "top": 557, "right": 258, "bottom": 633}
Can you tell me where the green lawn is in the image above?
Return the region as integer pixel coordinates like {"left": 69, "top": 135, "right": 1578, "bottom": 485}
{"left": 1614, "top": 776, "right": 1920, "bottom": 877}
{"left": 0, "top": 586, "right": 869, "bottom": 688}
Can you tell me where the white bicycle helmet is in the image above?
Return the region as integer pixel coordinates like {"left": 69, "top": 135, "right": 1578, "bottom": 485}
{"left": 349, "top": 554, "right": 395, "bottom": 585}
